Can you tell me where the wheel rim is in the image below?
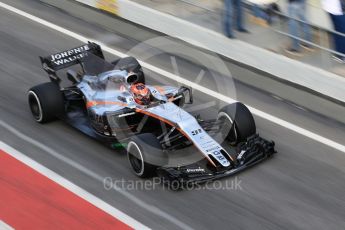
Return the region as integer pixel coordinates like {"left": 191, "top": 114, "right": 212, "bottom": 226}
{"left": 28, "top": 91, "right": 43, "bottom": 122}
{"left": 127, "top": 142, "right": 145, "bottom": 176}
{"left": 217, "top": 112, "right": 238, "bottom": 145}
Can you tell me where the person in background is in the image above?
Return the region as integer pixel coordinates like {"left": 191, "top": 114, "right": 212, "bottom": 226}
{"left": 250, "top": 3, "right": 281, "bottom": 26}
{"left": 285, "top": 0, "right": 314, "bottom": 56}
{"left": 223, "top": 0, "right": 249, "bottom": 38}
{"left": 321, "top": 0, "right": 345, "bottom": 62}
{"left": 251, "top": 4, "right": 270, "bottom": 27}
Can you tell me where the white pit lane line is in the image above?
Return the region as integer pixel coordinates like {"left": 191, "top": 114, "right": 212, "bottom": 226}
{"left": 0, "top": 141, "right": 150, "bottom": 230}
{"left": 0, "top": 220, "right": 14, "bottom": 230}
{"left": 0, "top": 2, "right": 344, "bottom": 153}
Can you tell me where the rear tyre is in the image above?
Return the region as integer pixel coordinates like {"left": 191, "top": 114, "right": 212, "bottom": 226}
{"left": 127, "top": 133, "right": 168, "bottom": 178}
{"left": 28, "top": 82, "right": 64, "bottom": 123}
{"left": 218, "top": 102, "right": 256, "bottom": 144}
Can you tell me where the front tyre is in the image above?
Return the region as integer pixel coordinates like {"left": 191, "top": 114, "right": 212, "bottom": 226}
{"left": 28, "top": 82, "right": 64, "bottom": 123}
{"left": 218, "top": 102, "right": 256, "bottom": 144}
{"left": 127, "top": 133, "right": 168, "bottom": 178}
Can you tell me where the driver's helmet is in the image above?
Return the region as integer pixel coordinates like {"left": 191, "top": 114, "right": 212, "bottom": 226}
{"left": 130, "top": 83, "right": 151, "bottom": 105}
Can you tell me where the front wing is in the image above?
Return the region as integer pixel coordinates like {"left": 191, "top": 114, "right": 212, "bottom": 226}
{"left": 157, "top": 134, "right": 276, "bottom": 186}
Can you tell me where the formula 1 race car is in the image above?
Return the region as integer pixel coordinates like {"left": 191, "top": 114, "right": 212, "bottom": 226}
{"left": 28, "top": 42, "right": 276, "bottom": 186}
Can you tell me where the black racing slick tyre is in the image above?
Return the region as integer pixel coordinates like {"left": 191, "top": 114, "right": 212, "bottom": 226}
{"left": 28, "top": 82, "right": 64, "bottom": 123}
{"left": 127, "top": 133, "right": 168, "bottom": 178}
{"left": 218, "top": 102, "right": 256, "bottom": 144}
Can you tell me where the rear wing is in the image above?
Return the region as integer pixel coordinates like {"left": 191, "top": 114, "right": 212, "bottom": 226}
{"left": 39, "top": 42, "right": 104, "bottom": 79}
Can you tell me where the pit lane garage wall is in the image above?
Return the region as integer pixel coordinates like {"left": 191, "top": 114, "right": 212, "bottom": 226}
{"left": 76, "top": 0, "right": 332, "bottom": 30}
{"left": 74, "top": 0, "right": 345, "bottom": 104}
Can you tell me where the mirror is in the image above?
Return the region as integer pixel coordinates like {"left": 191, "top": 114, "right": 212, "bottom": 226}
{"left": 178, "top": 86, "right": 193, "bottom": 104}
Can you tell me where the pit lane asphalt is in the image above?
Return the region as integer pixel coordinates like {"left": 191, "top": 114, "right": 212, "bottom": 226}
{"left": 0, "top": 1, "right": 345, "bottom": 230}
